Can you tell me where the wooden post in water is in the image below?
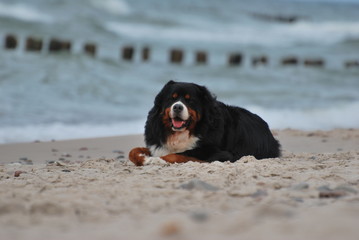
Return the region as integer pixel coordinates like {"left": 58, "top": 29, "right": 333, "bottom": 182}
{"left": 303, "top": 58, "right": 325, "bottom": 67}
{"left": 344, "top": 60, "right": 359, "bottom": 68}
{"left": 25, "top": 37, "right": 43, "bottom": 52}
{"left": 195, "top": 51, "right": 207, "bottom": 65}
{"left": 252, "top": 55, "right": 268, "bottom": 67}
{"left": 281, "top": 57, "right": 299, "bottom": 66}
{"left": 83, "top": 43, "right": 97, "bottom": 57}
{"left": 49, "top": 38, "right": 71, "bottom": 52}
{"left": 4, "top": 34, "right": 18, "bottom": 49}
{"left": 142, "top": 46, "right": 150, "bottom": 62}
{"left": 122, "top": 46, "right": 135, "bottom": 61}
{"left": 228, "top": 53, "right": 242, "bottom": 66}
{"left": 170, "top": 49, "right": 184, "bottom": 64}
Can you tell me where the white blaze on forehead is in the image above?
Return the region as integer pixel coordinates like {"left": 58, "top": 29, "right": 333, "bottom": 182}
{"left": 170, "top": 101, "right": 189, "bottom": 120}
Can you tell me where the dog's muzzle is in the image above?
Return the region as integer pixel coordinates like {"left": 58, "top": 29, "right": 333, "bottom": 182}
{"left": 169, "top": 101, "right": 190, "bottom": 131}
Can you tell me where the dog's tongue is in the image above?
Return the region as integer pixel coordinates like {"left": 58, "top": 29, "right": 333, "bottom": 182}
{"left": 172, "top": 119, "right": 185, "bottom": 128}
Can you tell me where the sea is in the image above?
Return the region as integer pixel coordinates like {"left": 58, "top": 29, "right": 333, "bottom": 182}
{"left": 0, "top": 0, "right": 359, "bottom": 143}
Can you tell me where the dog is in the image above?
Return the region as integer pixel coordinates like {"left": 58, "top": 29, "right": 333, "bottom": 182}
{"left": 129, "top": 80, "right": 280, "bottom": 166}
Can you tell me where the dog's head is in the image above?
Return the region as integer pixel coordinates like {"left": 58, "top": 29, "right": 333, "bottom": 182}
{"left": 152, "top": 80, "right": 213, "bottom": 132}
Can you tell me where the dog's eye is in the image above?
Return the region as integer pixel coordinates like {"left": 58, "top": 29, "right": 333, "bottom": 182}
{"left": 172, "top": 93, "right": 178, "bottom": 99}
{"left": 185, "top": 94, "right": 190, "bottom": 100}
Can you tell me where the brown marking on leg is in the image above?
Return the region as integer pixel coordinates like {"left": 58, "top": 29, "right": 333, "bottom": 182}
{"left": 129, "top": 147, "right": 151, "bottom": 166}
{"left": 161, "top": 154, "right": 204, "bottom": 164}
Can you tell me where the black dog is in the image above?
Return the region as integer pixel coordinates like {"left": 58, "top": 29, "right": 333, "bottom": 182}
{"left": 129, "top": 80, "right": 280, "bottom": 166}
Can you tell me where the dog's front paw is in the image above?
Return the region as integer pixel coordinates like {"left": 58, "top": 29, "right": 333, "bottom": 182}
{"left": 143, "top": 156, "right": 167, "bottom": 166}
{"left": 128, "top": 147, "right": 151, "bottom": 166}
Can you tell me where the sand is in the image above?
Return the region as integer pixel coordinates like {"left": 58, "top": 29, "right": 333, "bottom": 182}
{"left": 0, "top": 129, "right": 359, "bottom": 240}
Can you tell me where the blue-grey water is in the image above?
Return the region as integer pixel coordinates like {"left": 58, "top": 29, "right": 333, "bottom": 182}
{"left": 0, "top": 0, "right": 359, "bottom": 143}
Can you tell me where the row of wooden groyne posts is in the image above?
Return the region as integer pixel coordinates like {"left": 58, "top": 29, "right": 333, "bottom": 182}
{"left": 3, "top": 34, "right": 359, "bottom": 68}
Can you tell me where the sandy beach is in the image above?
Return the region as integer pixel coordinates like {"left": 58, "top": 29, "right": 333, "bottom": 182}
{"left": 1, "top": 129, "right": 359, "bottom": 240}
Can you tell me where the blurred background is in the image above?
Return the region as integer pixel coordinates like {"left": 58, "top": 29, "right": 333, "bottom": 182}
{"left": 0, "top": 0, "right": 359, "bottom": 143}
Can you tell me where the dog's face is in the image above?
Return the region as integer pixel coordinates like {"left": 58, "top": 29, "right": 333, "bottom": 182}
{"left": 155, "top": 81, "right": 204, "bottom": 132}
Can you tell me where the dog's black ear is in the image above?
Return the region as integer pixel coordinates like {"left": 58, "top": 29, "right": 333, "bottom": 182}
{"left": 166, "top": 80, "right": 176, "bottom": 85}
{"left": 153, "top": 80, "right": 176, "bottom": 107}
{"left": 145, "top": 81, "right": 176, "bottom": 146}
{"left": 197, "top": 84, "right": 217, "bottom": 104}
{"left": 197, "top": 84, "right": 221, "bottom": 128}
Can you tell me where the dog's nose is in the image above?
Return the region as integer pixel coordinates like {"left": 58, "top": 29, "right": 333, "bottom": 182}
{"left": 173, "top": 103, "right": 183, "bottom": 113}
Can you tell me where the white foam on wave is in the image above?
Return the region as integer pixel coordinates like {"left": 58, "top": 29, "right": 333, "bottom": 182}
{"left": 0, "top": 2, "right": 52, "bottom": 23}
{"left": 249, "top": 101, "right": 359, "bottom": 130}
{"left": 90, "top": 0, "right": 130, "bottom": 15}
{"left": 281, "top": 21, "right": 359, "bottom": 45}
{"left": 104, "top": 19, "right": 359, "bottom": 46}
{"left": 0, "top": 120, "right": 145, "bottom": 144}
{"left": 104, "top": 21, "right": 282, "bottom": 46}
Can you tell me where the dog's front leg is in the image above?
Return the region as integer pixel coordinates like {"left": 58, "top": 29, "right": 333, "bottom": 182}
{"left": 161, "top": 154, "right": 204, "bottom": 164}
{"left": 128, "top": 147, "right": 151, "bottom": 166}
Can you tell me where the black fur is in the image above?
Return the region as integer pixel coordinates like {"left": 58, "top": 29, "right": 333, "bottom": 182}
{"left": 145, "top": 80, "right": 281, "bottom": 162}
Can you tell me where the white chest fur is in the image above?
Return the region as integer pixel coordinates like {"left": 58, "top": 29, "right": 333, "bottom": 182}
{"left": 150, "top": 130, "right": 199, "bottom": 157}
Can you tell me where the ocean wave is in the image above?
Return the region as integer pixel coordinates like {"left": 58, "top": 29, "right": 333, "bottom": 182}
{"left": 0, "top": 2, "right": 53, "bottom": 23}
{"left": 340, "top": 37, "right": 359, "bottom": 45}
{"left": 104, "top": 19, "right": 359, "bottom": 46}
{"left": 90, "top": 0, "right": 131, "bottom": 15}
{"left": 1, "top": 101, "right": 358, "bottom": 144}
{"left": 249, "top": 101, "right": 359, "bottom": 131}
{"left": 0, "top": 120, "right": 146, "bottom": 144}
{"left": 284, "top": 21, "right": 359, "bottom": 44}
{"left": 104, "top": 21, "right": 288, "bottom": 46}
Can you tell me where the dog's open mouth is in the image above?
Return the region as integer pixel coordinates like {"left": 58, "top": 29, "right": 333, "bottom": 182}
{"left": 171, "top": 117, "right": 189, "bottom": 131}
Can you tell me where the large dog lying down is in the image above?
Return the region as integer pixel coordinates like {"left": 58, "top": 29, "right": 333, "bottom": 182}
{"left": 129, "top": 80, "right": 281, "bottom": 166}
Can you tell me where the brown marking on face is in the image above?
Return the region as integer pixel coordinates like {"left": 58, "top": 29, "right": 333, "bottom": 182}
{"left": 162, "top": 104, "right": 200, "bottom": 133}
{"left": 162, "top": 107, "right": 172, "bottom": 130}
{"left": 185, "top": 94, "right": 190, "bottom": 100}
{"left": 187, "top": 107, "right": 201, "bottom": 133}
{"left": 172, "top": 93, "right": 178, "bottom": 99}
